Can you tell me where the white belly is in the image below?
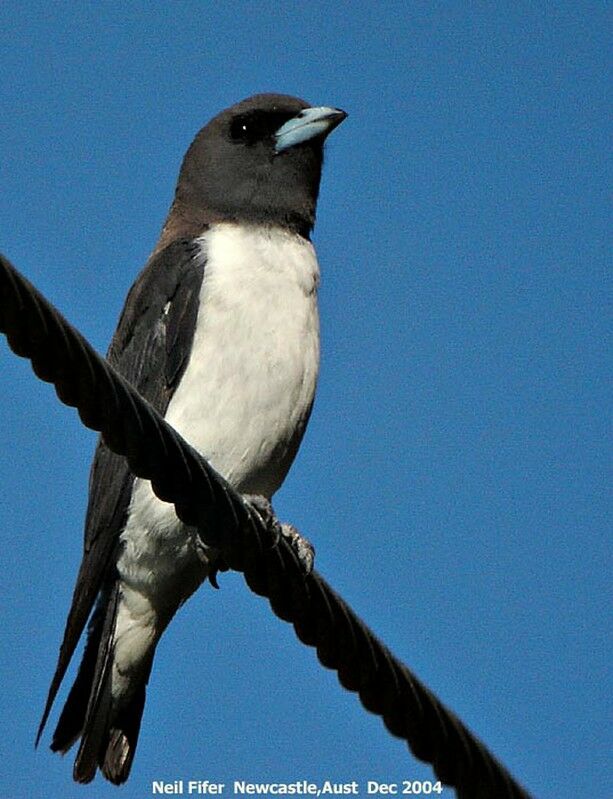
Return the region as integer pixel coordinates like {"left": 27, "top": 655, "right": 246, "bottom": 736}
{"left": 166, "top": 222, "right": 320, "bottom": 495}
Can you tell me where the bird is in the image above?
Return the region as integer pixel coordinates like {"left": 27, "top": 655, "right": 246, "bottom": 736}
{"left": 35, "top": 93, "right": 346, "bottom": 785}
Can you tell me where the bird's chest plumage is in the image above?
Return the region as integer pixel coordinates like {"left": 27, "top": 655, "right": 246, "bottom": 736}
{"left": 166, "top": 223, "right": 320, "bottom": 495}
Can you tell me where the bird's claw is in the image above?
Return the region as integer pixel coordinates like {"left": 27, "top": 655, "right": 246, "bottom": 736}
{"left": 243, "top": 494, "right": 282, "bottom": 544}
{"left": 280, "top": 523, "right": 315, "bottom": 575}
{"left": 243, "top": 494, "right": 316, "bottom": 575}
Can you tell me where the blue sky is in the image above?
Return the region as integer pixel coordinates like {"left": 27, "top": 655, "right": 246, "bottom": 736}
{"left": 0, "top": 3, "right": 609, "bottom": 798}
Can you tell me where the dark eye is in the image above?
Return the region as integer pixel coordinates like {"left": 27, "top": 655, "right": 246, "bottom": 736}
{"left": 230, "top": 115, "right": 254, "bottom": 142}
{"left": 229, "top": 111, "right": 291, "bottom": 145}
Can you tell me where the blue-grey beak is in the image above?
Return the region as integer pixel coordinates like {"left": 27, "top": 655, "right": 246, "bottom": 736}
{"left": 274, "top": 106, "right": 347, "bottom": 153}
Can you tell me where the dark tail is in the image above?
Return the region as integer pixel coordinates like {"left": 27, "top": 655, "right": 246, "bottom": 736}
{"left": 50, "top": 583, "right": 151, "bottom": 785}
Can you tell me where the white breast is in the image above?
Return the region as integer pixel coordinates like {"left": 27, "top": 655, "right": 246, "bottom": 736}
{"left": 165, "top": 222, "right": 320, "bottom": 495}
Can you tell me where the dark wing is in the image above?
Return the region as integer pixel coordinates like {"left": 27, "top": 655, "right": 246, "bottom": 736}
{"left": 37, "top": 237, "right": 207, "bottom": 742}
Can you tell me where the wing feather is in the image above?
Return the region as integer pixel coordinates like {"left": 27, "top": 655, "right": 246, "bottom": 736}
{"left": 37, "top": 236, "right": 207, "bottom": 742}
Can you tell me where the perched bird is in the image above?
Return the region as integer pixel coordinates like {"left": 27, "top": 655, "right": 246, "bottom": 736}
{"left": 36, "top": 93, "right": 346, "bottom": 784}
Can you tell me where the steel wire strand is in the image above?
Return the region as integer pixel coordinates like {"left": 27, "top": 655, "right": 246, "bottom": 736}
{"left": 0, "top": 254, "right": 533, "bottom": 799}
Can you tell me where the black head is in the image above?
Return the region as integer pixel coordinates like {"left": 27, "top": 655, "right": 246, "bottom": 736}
{"left": 167, "top": 94, "right": 346, "bottom": 240}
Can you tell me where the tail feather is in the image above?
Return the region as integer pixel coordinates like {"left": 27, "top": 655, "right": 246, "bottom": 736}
{"left": 35, "top": 536, "right": 118, "bottom": 748}
{"left": 51, "top": 596, "right": 107, "bottom": 753}
{"left": 102, "top": 685, "right": 147, "bottom": 784}
{"left": 72, "top": 660, "right": 113, "bottom": 784}
{"left": 71, "top": 583, "right": 119, "bottom": 783}
{"left": 50, "top": 582, "right": 151, "bottom": 785}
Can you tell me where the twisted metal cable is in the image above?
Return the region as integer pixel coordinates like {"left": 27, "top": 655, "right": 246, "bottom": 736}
{"left": 0, "top": 253, "right": 533, "bottom": 799}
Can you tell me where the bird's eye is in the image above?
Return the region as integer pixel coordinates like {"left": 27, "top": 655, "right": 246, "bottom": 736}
{"left": 229, "top": 111, "right": 292, "bottom": 145}
{"left": 230, "top": 113, "right": 262, "bottom": 143}
{"left": 230, "top": 119, "right": 250, "bottom": 140}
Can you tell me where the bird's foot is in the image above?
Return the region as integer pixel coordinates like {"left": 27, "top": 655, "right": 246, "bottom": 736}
{"left": 243, "top": 494, "right": 315, "bottom": 575}
{"left": 243, "top": 494, "right": 280, "bottom": 537}
{"left": 195, "top": 536, "right": 228, "bottom": 589}
{"left": 280, "top": 522, "right": 315, "bottom": 575}
{"left": 207, "top": 558, "right": 229, "bottom": 589}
